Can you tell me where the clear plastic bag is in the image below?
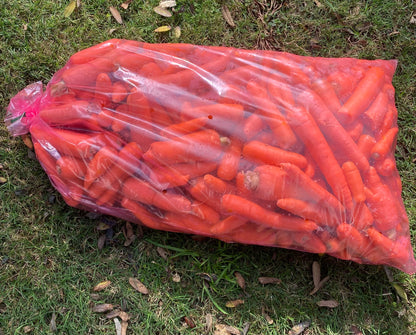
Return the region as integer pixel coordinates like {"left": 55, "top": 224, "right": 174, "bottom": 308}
{"left": 5, "top": 39, "right": 415, "bottom": 273}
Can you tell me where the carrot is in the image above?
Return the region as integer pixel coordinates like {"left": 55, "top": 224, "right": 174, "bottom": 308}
{"left": 311, "top": 78, "right": 342, "bottom": 115}
{"left": 221, "top": 194, "right": 318, "bottom": 232}
{"left": 126, "top": 87, "right": 151, "bottom": 118}
{"left": 167, "top": 161, "right": 217, "bottom": 180}
{"left": 337, "top": 67, "right": 386, "bottom": 124}
{"left": 276, "top": 198, "right": 341, "bottom": 227}
{"left": 210, "top": 215, "right": 248, "bottom": 235}
{"left": 377, "top": 105, "right": 396, "bottom": 139}
{"left": 33, "top": 142, "right": 59, "bottom": 176}
{"left": 371, "top": 127, "right": 398, "bottom": 160}
{"left": 122, "top": 177, "right": 192, "bottom": 213}
{"left": 351, "top": 202, "right": 373, "bottom": 231}
{"left": 162, "top": 212, "right": 214, "bottom": 236}
{"left": 290, "top": 232, "right": 327, "bottom": 254}
{"left": 242, "top": 113, "right": 266, "bottom": 140}
{"left": 357, "top": 134, "right": 376, "bottom": 160}
{"left": 242, "top": 141, "right": 307, "bottom": 169}
{"left": 190, "top": 202, "right": 220, "bottom": 225}
{"left": 95, "top": 108, "right": 115, "bottom": 129}
{"left": 342, "top": 161, "right": 366, "bottom": 203}
{"left": 84, "top": 146, "right": 118, "bottom": 189}
{"left": 143, "top": 129, "right": 222, "bottom": 165}
{"left": 150, "top": 102, "right": 174, "bottom": 127}
{"left": 326, "top": 70, "right": 362, "bottom": 104}
{"left": 346, "top": 122, "right": 363, "bottom": 142}
{"left": 148, "top": 165, "right": 190, "bottom": 189}
{"left": 362, "top": 88, "right": 388, "bottom": 132}
{"left": 227, "top": 224, "right": 278, "bottom": 246}
{"left": 39, "top": 101, "right": 93, "bottom": 125}
{"left": 111, "top": 81, "right": 129, "bottom": 103}
{"left": 336, "top": 223, "right": 370, "bottom": 258}
{"left": 94, "top": 73, "right": 112, "bottom": 106}
{"left": 159, "top": 117, "right": 207, "bottom": 140}
{"left": 217, "top": 137, "right": 241, "bottom": 181}
{"left": 203, "top": 174, "right": 236, "bottom": 194}
{"left": 374, "top": 156, "right": 396, "bottom": 177}
{"left": 56, "top": 156, "right": 87, "bottom": 181}
{"left": 69, "top": 39, "right": 119, "bottom": 64}
{"left": 62, "top": 183, "right": 84, "bottom": 208}
{"left": 116, "top": 52, "right": 153, "bottom": 72}
{"left": 187, "top": 178, "right": 223, "bottom": 213}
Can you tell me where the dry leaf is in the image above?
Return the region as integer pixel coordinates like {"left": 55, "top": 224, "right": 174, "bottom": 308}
{"left": 173, "top": 26, "right": 181, "bottom": 38}
{"left": 120, "top": 0, "right": 132, "bottom": 10}
{"left": 105, "top": 309, "right": 121, "bottom": 319}
{"left": 225, "top": 299, "right": 244, "bottom": 308}
{"left": 110, "top": 6, "right": 123, "bottom": 24}
{"left": 350, "top": 325, "right": 363, "bottom": 335}
{"left": 172, "top": 273, "right": 181, "bottom": 283}
{"left": 288, "top": 321, "right": 310, "bottom": 335}
{"left": 184, "top": 316, "right": 196, "bottom": 328}
{"left": 49, "top": 312, "right": 57, "bottom": 332}
{"left": 159, "top": 0, "right": 176, "bottom": 8}
{"left": 22, "top": 24, "right": 28, "bottom": 31}
{"left": 23, "top": 326, "right": 33, "bottom": 333}
{"left": 121, "top": 320, "right": 128, "bottom": 335}
{"left": 214, "top": 324, "right": 240, "bottom": 335}
{"left": 153, "top": 6, "right": 172, "bottom": 17}
{"left": 312, "top": 261, "right": 321, "bottom": 288}
{"left": 109, "top": 28, "right": 117, "bottom": 34}
{"left": 154, "top": 25, "right": 171, "bottom": 33}
{"left": 92, "top": 303, "right": 114, "bottom": 313}
{"left": 258, "top": 277, "right": 281, "bottom": 285}
{"left": 119, "top": 311, "right": 131, "bottom": 321}
{"left": 309, "top": 275, "right": 329, "bottom": 295}
{"left": 93, "top": 280, "right": 111, "bottom": 292}
{"left": 410, "top": 12, "right": 416, "bottom": 24}
{"left": 114, "top": 318, "right": 122, "bottom": 335}
{"left": 261, "top": 307, "right": 273, "bottom": 325}
{"left": 316, "top": 300, "right": 339, "bottom": 308}
{"left": 97, "top": 221, "right": 111, "bottom": 231}
{"left": 221, "top": 5, "right": 235, "bottom": 27}
{"left": 242, "top": 322, "right": 250, "bottom": 335}
{"left": 392, "top": 283, "right": 408, "bottom": 302}
{"left": 234, "top": 272, "right": 246, "bottom": 290}
{"left": 76, "top": 0, "right": 81, "bottom": 7}
{"left": 206, "top": 314, "right": 213, "bottom": 333}
{"left": 97, "top": 234, "right": 106, "bottom": 250}
{"left": 90, "top": 293, "right": 100, "bottom": 300}
{"left": 0, "top": 177, "right": 7, "bottom": 185}
{"left": 129, "top": 277, "right": 149, "bottom": 294}
{"left": 123, "top": 222, "right": 136, "bottom": 246}
{"left": 313, "top": 0, "right": 323, "bottom": 7}
{"left": 156, "top": 246, "right": 169, "bottom": 260}
{"left": 63, "top": 0, "right": 76, "bottom": 18}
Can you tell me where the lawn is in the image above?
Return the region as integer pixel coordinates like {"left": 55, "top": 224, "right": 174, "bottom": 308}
{"left": 1, "top": 0, "right": 416, "bottom": 334}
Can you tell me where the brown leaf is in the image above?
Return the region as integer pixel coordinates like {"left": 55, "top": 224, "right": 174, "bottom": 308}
{"left": 234, "top": 272, "right": 246, "bottom": 290}
{"left": 120, "top": 0, "right": 132, "bottom": 10}
{"left": 312, "top": 261, "right": 320, "bottom": 289}
{"left": 92, "top": 303, "right": 114, "bottom": 313}
{"left": 97, "top": 221, "right": 111, "bottom": 231}
{"left": 23, "top": 326, "right": 33, "bottom": 333}
{"left": 105, "top": 309, "right": 121, "bottom": 319}
{"left": 221, "top": 5, "right": 235, "bottom": 27}
{"left": 93, "top": 280, "right": 111, "bottom": 292}
{"left": 63, "top": 0, "right": 76, "bottom": 18}
{"left": 90, "top": 293, "right": 100, "bottom": 300}
{"left": 153, "top": 6, "right": 172, "bottom": 17}
{"left": 288, "top": 321, "right": 310, "bottom": 335}
{"left": 392, "top": 283, "right": 408, "bottom": 302}
{"left": 258, "top": 277, "right": 281, "bottom": 285}
{"left": 350, "top": 325, "right": 363, "bottom": 335}
{"left": 156, "top": 246, "right": 169, "bottom": 260}
{"left": 159, "top": 0, "right": 176, "bottom": 8}
{"left": 110, "top": 6, "right": 123, "bottom": 24}
{"left": 119, "top": 311, "right": 131, "bottom": 321}
{"left": 114, "top": 318, "right": 122, "bottom": 335}
{"left": 172, "top": 273, "right": 181, "bottom": 283}
{"left": 129, "top": 277, "right": 149, "bottom": 294}
{"left": 309, "top": 276, "right": 330, "bottom": 295}
{"left": 410, "top": 12, "right": 416, "bottom": 24}
{"left": 205, "top": 314, "right": 213, "bottom": 333}
{"left": 261, "top": 306, "right": 273, "bottom": 325}
{"left": 121, "top": 320, "right": 128, "bottom": 335}
{"left": 22, "top": 24, "right": 28, "bottom": 31}
{"left": 49, "top": 312, "right": 57, "bottom": 332}
{"left": 76, "top": 0, "right": 81, "bottom": 7}
{"left": 225, "top": 299, "right": 244, "bottom": 308}
{"left": 109, "top": 28, "right": 117, "bottom": 34}
{"left": 242, "top": 322, "right": 250, "bottom": 335}
{"left": 316, "top": 300, "right": 339, "bottom": 308}
{"left": 313, "top": 0, "right": 323, "bottom": 7}
{"left": 154, "top": 25, "right": 171, "bottom": 32}
{"left": 214, "top": 324, "right": 240, "bottom": 335}
{"left": 97, "top": 234, "right": 106, "bottom": 250}
{"left": 123, "top": 222, "right": 136, "bottom": 246}
{"left": 184, "top": 316, "right": 196, "bottom": 328}
{"left": 173, "top": 26, "right": 181, "bottom": 38}
{"left": 0, "top": 177, "right": 6, "bottom": 185}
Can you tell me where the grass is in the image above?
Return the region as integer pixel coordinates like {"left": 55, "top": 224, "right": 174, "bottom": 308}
{"left": 1, "top": 0, "right": 415, "bottom": 334}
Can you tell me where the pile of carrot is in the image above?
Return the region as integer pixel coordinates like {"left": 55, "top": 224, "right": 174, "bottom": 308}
{"left": 13, "top": 39, "right": 415, "bottom": 273}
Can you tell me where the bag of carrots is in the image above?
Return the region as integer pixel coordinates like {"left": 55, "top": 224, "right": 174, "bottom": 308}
{"left": 5, "top": 39, "right": 416, "bottom": 274}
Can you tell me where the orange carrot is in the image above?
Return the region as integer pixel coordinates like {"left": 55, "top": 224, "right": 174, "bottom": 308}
{"left": 210, "top": 215, "right": 248, "bottom": 235}
{"left": 311, "top": 78, "right": 342, "bottom": 115}
{"left": 377, "top": 105, "right": 396, "bottom": 139}
{"left": 162, "top": 212, "right": 213, "bottom": 236}
{"left": 374, "top": 156, "right": 396, "bottom": 177}
{"left": 148, "top": 165, "right": 190, "bottom": 189}
{"left": 242, "top": 140, "right": 307, "bottom": 169}
{"left": 336, "top": 223, "right": 370, "bottom": 257}
{"left": 187, "top": 178, "right": 223, "bottom": 212}
{"left": 95, "top": 108, "right": 115, "bottom": 129}
{"left": 362, "top": 88, "right": 388, "bottom": 132}
{"left": 190, "top": 202, "right": 220, "bottom": 225}
{"left": 203, "top": 174, "right": 236, "bottom": 194}
{"left": 56, "top": 156, "right": 87, "bottom": 181}
{"left": 337, "top": 67, "right": 385, "bottom": 124}
{"left": 167, "top": 161, "right": 218, "bottom": 180}
{"left": 94, "top": 73, "right": 112, "bottom": 106}
{"left": 221, "top": 194, "right": 318, "bottom": 232}
{"left": 346, "top": 122, "right": 363, "bottom": 142}
{"left": 351, "top": 202, "right": 373, "bottom": 231}
{"left": 84, "top": 146, "right": 118, "bottom": 189}
{"left": 69, "top": 39, "right": 119, "bottom": 64}
{"left": 357, "top": 134, "right": 376, "bottom": 160}
{"left": 242, "top": 113, "right": 266, "bottom": 140}
{"left": 342, "top": 161, "right": 366, "bottom": 203}
{"left": 33, "top": 142, "right": 59, "bottom": 176}
{"left": 159, "top": 117, "right": 207, "bottom": 140}
{"left": 217, "top": 137, "right": 242, "bottom": 181}
{"left": 111, "top": 81, "right": 129, "bottom": 103}
{"left": 290, "top": 232, "right": 327, "bottom": 254}
{"left": 39, "top": 101, "right": 93, "bottom": 125}
{"left": 371, "top": 127, "right": 398, "bottom": 160}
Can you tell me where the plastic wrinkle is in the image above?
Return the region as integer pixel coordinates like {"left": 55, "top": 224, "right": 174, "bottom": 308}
{"left": 5, "top": 39, "right": 415, "bottom": 274}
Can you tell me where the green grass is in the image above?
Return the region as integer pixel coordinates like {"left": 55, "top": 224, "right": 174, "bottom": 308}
{"left": 1, "top": 0, "right": 416, "bottom": 334}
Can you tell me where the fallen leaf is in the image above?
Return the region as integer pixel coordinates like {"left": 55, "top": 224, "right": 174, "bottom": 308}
{"left": 173, "top": 26, "right": 181, "bottom": 38}
{"left": 159, "top": 0, "right": 176, "bottom": 8}
{"left": 205, "top": 314, "right": 213, "bottom": 333}
{"left": 92, "top": 303, "right": 114, "bottom": 313}
{"left": 110, "top": 6, "right": 123, "bottom": 24}
{"left": 156, "top": 246, "right": 169, "bottom": 260}
{"left": 350, "top": 325, "right": 363, "bottom": 335}
{"left": 90, "top": 293, "right": 100, "bottom": 300}
{"left": 309, "top": 275, "right": 330, "bottom": 295}
{"left": 316, "top": 300, "right": 339, "bottom": 308}
{"left": 121, "top": 320, "right": 128, "bottom": 335}
{"left": 97, "top": 234, "right": 106, "bottom": 250}
{"left": 172, "top": 273, "right": 181, "bottom": 283}
{"left": 214, "top": 324, "right": 240, "bottom": 335}
{"left": 0, "top": 177, "right": 6, "bottom": 185}
{"left": 22, "top": 24, "right": 28, "bottom": 31}
{"left": 312, "top": 261, "right": 321, "bottom": 288}
{"left": 114, "top": 318, "right": 122, "bottom": 335}
{"left": 119, "top": 311, "right": 131, "bottom": 321}
{"left": 93, "top": 280, "right": 111, "bottom": 292}
{"left": 288, "top": 321, "right": 311, "bottom": 335}
{"left": 129, "top": 277, "right": 149, "bottom": 294}
{"left": 76, "top": 0, "right": 81, "bottom": 7}
{"left": 234, "top": 272, "right": 246, "bottom": 290}
{"left": 153, "top": 6, "right": 172, "bottom": 17}
{"left": 105, "top": 309, "right": 121, "bottom": 319}
{"left": 23, "top": 326, "right": 33, "bottom": 333}
{"left": 0, "top": 164, "right": 3, "bottom": 170}
{"left": 392, "top": 283, "right": 408, "bottom": 302}
{"left": 221, "top": 5, "right": 235, "bottom": 27}
{"left": 123, "top": 222, "right": 136, "bottom": 246}
{"left": 63, "top": 0, "right": 76, "bottom": 18}
{"left": 184, "top": 316, "right": 196, "bottom": 328}
{"left": 225, "top": 299, "right": 244, "bottom": 308}
{"left": 49, "top": 312, "right": 57, "bottom": 332}
{"left": 261, "top": 306, "right": 273, "bottom": 324}
{"left": 242, "top": 322, "right": 250, "bottom": 335}
{"left": 109, "top": 28, "right": 117, "bottom": 34}
{"left": 97, "top": 221, "right": 111, "bottom": 231}
{"left": 120, "top": 0, "right": 132, "bottom": 10}
{"left": 410, "top": 12, "right": 416, "bottom": 24}
{"left": 258, "top": 277, "right": 281, "bottom": 285}
{"left": 313, "top": 0, "right": 323, "bottom": 7}
{"left": 154, "top": 25, "right": 171, "bottom": 33}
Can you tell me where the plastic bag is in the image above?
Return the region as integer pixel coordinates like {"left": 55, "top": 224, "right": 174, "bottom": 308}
{"left": 5, "top": 39, "right": 416, "bottom": 274}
